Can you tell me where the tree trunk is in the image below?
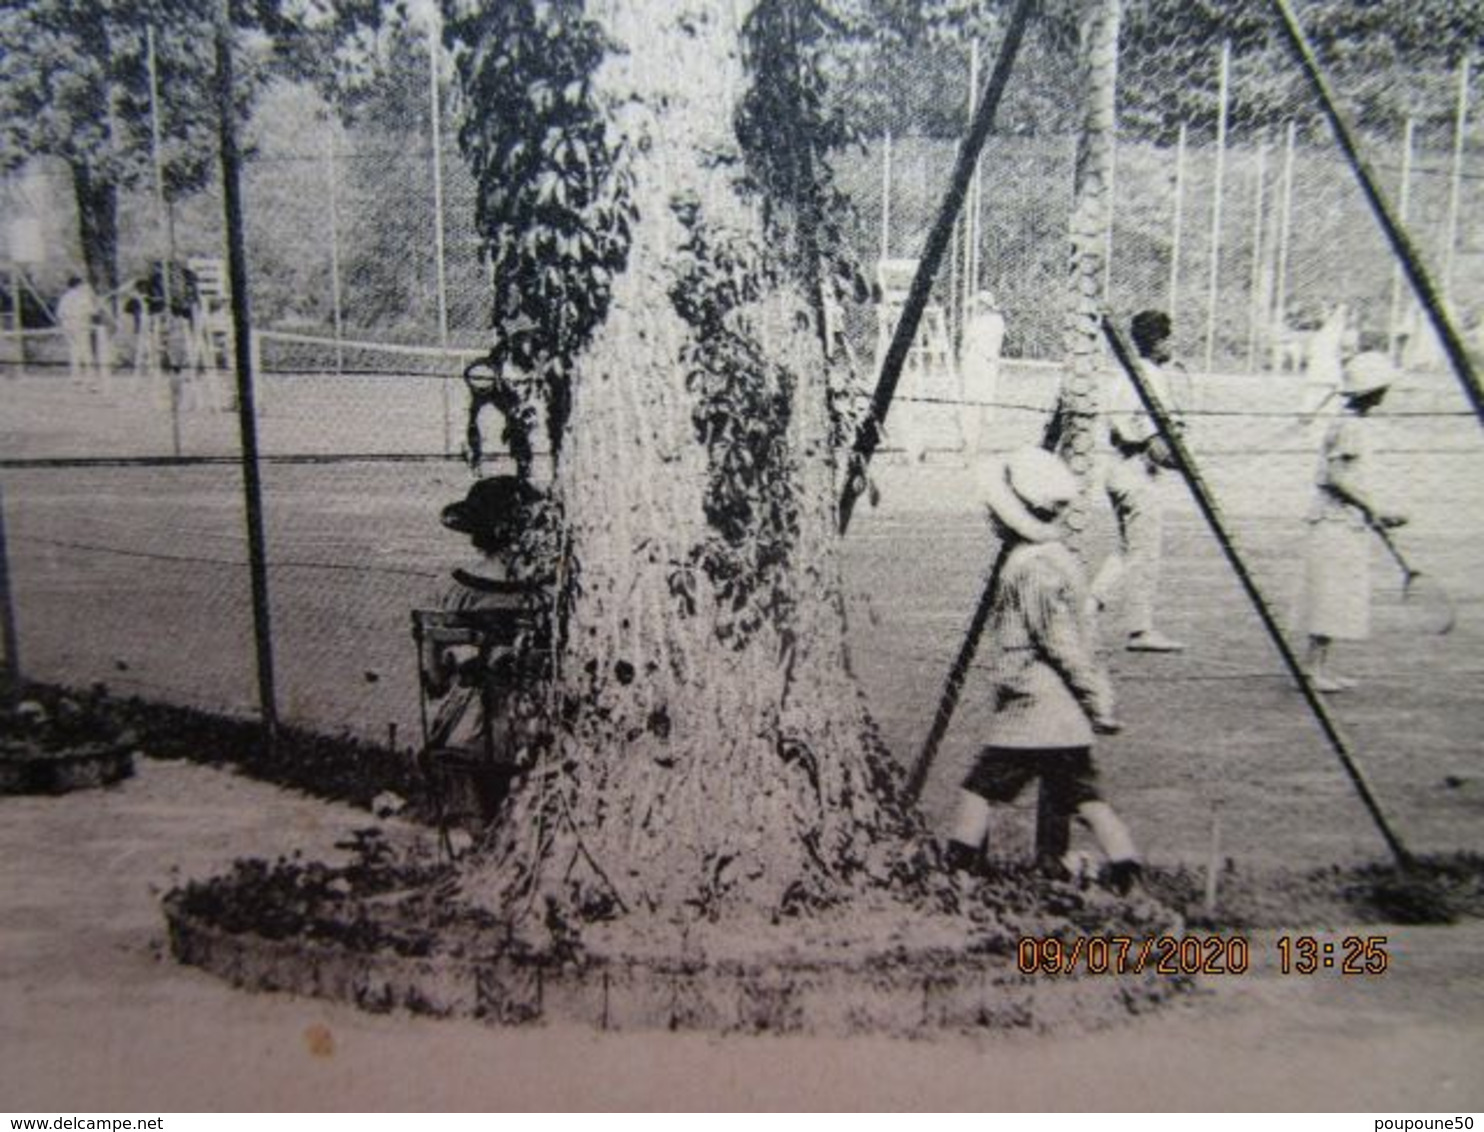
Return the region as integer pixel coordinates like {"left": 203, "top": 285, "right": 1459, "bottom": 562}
{"left": 1037, "top": 0, "right": 1120, "bottom": 864}
{"left": 1052, "top": 0, "right": 1121, "bottom": 554}
{"left": 70, "top": 160, "right": 120, "bottom": 296}
{"left": 462, "top": 0, "right": 905, "bottom": 933}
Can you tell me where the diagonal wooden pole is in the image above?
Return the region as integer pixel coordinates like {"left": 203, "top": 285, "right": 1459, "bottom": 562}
{"left": 1102, "top": 314, "right": 1413, "bottom": 868}
{"left": 903, "top": 545, "right": 1008, "bottom": 805}
{"left": 838, "top": 0, "right": 1036, "bottom": 534}
{"left": 1269, "top": 0, "right": 1484, "bottom": 429}
{"left": 903, "top": 0, "right": 1114, "bottom": 826}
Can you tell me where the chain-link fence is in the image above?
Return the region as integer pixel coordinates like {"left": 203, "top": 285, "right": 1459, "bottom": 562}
{"left": 2, "top": 2, "right": 1481, "bottom": 867}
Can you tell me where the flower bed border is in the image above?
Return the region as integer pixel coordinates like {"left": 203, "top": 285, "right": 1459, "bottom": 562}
{"left": 163, "top": 894, "right": 1181, "bottom": 1036}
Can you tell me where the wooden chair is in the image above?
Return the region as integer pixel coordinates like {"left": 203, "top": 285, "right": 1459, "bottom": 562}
{"left": 411, "top": 581, "right": 552, "bottom": 855}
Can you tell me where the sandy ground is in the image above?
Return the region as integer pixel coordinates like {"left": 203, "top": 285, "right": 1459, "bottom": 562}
{"left": 2, "top": 757, "right": 1482, "bottom": 1112}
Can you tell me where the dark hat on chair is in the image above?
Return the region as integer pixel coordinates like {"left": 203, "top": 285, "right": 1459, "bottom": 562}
{"left": 441, "top": 476, "right": 543, "bottom": 545}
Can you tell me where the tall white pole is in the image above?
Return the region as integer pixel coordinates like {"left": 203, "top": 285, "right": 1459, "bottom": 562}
{"left": 428, "top": 19, "right": 452, "bottom": 454}
{"left": 146, "top": 26, "right": 173, "bottom": 308}
{"left": 1443, "top": 53, "right": 1471, "bottom": 302}
{"left": 1169, "top": 121, "right": 1186, "bottom": 313}
{"left": 1246, "top": 144, "right": 1267, "bottom": 371}
{"left": 880, "top": 131, "right": 892, "bottom": 263}
{"left": 949, "top": 178, "right": 961, "bottom": 347}
{"left": 972, "top": 41, "right": 984, "bottom": 300}
{"left": 963, "top": 40, "right": 981, "bottom": 333}
{"left": 1387, "top": 118, "right": 1415, "bottom": 361}
{"left": 146, "top": 25, "right": 179, "bottom": 451}
{"left": 0, "top": 484, "right": 22, "bottom": 709}
{"left": 324, "top": 117, "right": 344, "bottom": 373}
{"left": 1273, "top": 120, "right": 1296, "bottom": 338}
{"left": 1103, "top": 124, "right": 1117, "bottom": 302}
{"left": 1203, "top": 39, "right": 1231, "bottom": 375}
{"left": 8, "top": 262, "right": 22, "bottom": 379}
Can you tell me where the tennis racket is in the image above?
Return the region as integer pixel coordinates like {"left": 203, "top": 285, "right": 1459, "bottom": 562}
{"left": 1372, "top": 523, "right": 1457, "bottom": 635}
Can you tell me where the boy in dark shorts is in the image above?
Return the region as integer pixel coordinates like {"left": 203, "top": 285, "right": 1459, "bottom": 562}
{"left": 944, "top": 446, "right": 1143, "bottom": 894}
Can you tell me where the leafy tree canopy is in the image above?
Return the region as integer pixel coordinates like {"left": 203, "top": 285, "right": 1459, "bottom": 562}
{"left": 831, "top": 0, "right": 1484, "bottom": 142}
{"left": 0, "top": 0, "right": 404, "bottom": 289}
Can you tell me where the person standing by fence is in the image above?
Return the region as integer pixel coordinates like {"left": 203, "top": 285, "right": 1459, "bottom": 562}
{"left": 959, "top": 289, "right": 1006, "bottom": 458}
{"left": 943, "top": 447, "right": 1143, "bottom": 894}
{"left": 57, "top": 276, "right": 100, "bottom": 383}
{"left": 1294, "top": 351, "right": 1407, "bottom": 693}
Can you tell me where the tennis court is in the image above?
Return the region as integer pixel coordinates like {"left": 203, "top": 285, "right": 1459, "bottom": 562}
{"left": 3, "top": 344, "right": 1480, "bottom": 876}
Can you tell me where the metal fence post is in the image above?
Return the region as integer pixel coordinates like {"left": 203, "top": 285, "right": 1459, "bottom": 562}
{"left": 428, "top": 18, "right": 453, "bottom": 456}
{"left": 1203, "top": 39, "right": 1230, "bottom": 375}
{"left": 216, "top": 5, "right": 278, "bottom": 744}
{"left": 0, "top": 482, "right": 21, "bottom": 710}
{"left": 1169, "top": 122, "right": 1186, "bottom": 313}
{"left": 324, "top": 112, "right": 345, "bottom": 374}
{"left": 1443, "top": 54, "right": 1471, "bottom": 302}
{"left": 1386, "top": 118, "right": 1415, "bottom": 361}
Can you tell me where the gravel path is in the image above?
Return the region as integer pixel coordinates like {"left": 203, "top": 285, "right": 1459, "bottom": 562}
{"left": 2, "top": 757, "right": 1482, "bottom": 1111}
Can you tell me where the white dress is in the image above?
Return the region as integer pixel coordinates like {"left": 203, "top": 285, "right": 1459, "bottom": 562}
{"left": 958, "top": 309, "right": 1005, "bottom": 454}
{"left": 1296, "top": 416, "right": 1372, "bottom": 640}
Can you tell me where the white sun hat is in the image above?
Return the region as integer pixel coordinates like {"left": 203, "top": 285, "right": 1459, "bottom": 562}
{"left": 1342, "top": 350, "right": 1395, "bottom": 399}
{"left": 978, "top": 447, "right": 1079, "bottom": 543}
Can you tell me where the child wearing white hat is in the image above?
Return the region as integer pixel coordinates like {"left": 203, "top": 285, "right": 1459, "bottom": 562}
{"left": 944, "top": 447, "right": 1143, "bottom": 894}
{"left": 1295, "top": 351, "right": 1407, "bottom": 692}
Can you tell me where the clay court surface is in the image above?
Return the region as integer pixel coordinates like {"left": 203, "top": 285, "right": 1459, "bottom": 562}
{"left": 2, "top": 361, "right": 1483, "bottom": 1109}
{"left": 3, "top": 361, "right": 1481, "bottom": 863}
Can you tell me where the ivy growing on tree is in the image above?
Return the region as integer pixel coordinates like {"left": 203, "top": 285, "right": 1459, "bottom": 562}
{"left": 667, "top": 201, "right": 799, "bottom": 648}
{"left": 442, "top": 0, "right": 637, "bottom": 466}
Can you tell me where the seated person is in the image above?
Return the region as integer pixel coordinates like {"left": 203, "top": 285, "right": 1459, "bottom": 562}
{"left": 420, "top": 476, "right": 552, "bottom": 778}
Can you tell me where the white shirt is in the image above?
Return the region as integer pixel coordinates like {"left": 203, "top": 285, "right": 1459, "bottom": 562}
{"left": 57, "top": 284, "right": 98, "bottom": 333}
